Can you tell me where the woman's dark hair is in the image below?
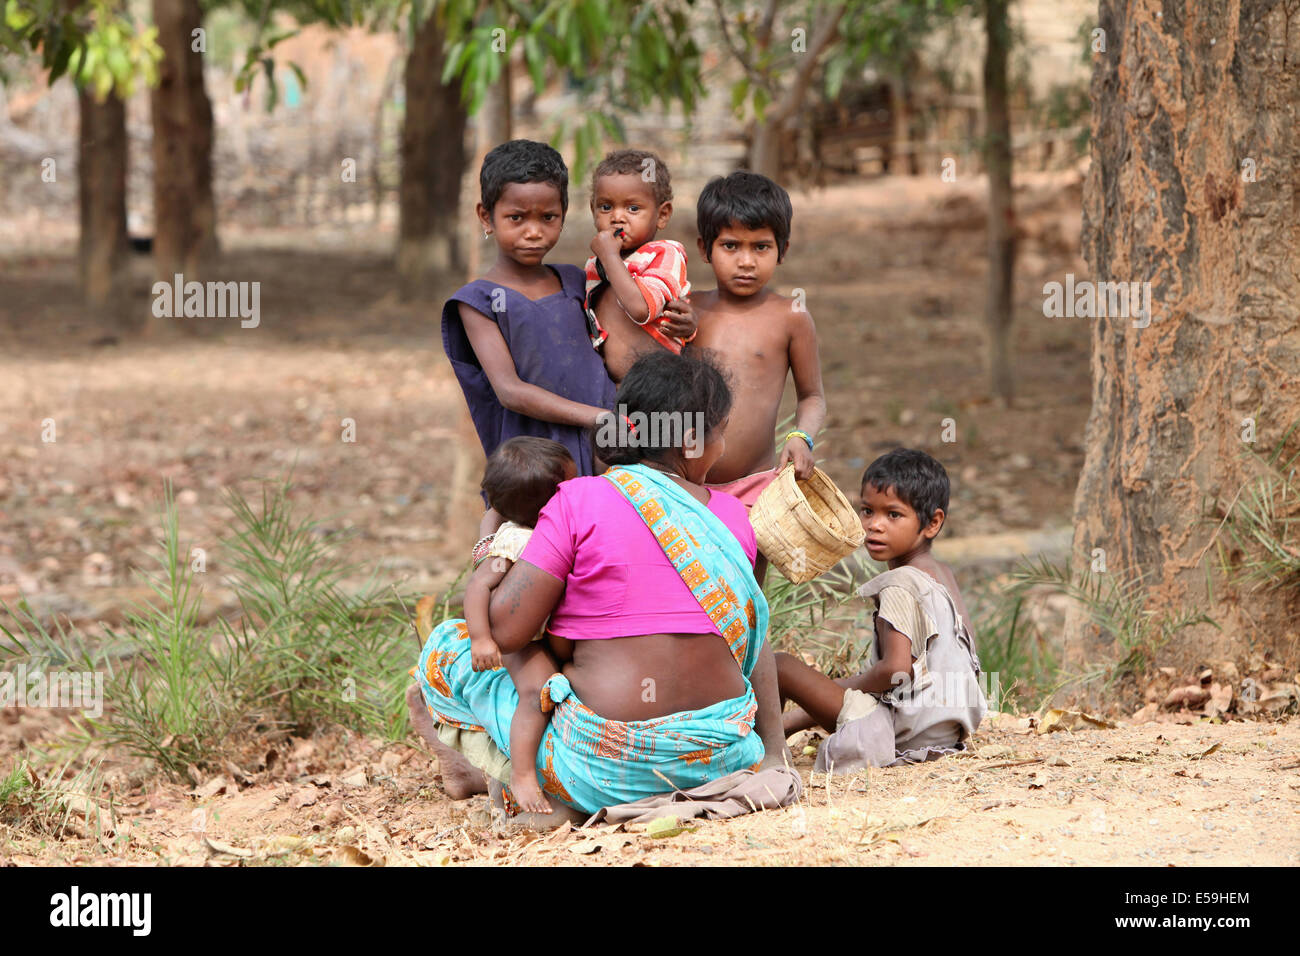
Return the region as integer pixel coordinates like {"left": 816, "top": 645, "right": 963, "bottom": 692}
{"left": 481, "top": 436, "right": 573, "bottom": 526}
{"left": 696, "top": 171, "right": 794, "bottom": 262}
{"left": 479, "top": 139, "right": 570, "bottom": 215}
{"left": 601, "top": 350, "right": 732, "bottom": 467}
{"left": 861, "top": 448, "right": 950, "bottom": 535}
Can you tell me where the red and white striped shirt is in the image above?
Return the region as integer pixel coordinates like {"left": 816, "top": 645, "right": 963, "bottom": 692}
{"left": 584, "top": 239, "right": 691, "bottom": 354}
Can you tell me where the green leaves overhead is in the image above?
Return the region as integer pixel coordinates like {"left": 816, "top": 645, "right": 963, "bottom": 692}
{"left": 4, "top": 0, "right": 161, "bottom": 95}
{"left": 717, "top": 0, "right": 963, "bottom": 123}
{"left": 435, "top": 0, "right": 703, "bottom": 173}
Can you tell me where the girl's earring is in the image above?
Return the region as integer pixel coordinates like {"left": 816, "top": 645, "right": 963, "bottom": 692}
{"left": 483, "top": 229, "right": 492, "bottom": 239}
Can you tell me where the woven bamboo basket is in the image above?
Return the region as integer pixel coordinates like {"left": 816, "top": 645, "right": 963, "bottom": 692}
{"left": 752, "top": 464, "right": 865, "bottom": 583}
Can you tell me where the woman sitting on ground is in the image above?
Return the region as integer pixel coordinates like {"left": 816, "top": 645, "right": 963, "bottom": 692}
{"left": 409, "top": 350, "right": 790, "bottom": 815}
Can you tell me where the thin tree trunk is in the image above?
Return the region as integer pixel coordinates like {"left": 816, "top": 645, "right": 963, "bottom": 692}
{"left": 466, "top": 62, "right": 511, "bottom": 279}
{"left": 748, "top": 121, "right": 783, "bottom": 180}
{"left": 982, "top": 0, "right": 1015, "bottom": 403}
{"left": 149, "top": 0, "right": 216, "bottom": 332}
{"left": 481, "top": 61, "right": 512, "bottom": 148}
{"left": 890, "top": 57, "right": 921, "bottom": 176}
{"left": 1067, "top": 0, "right": 1300, "bottom": 686}
{"left": 742, "top": 3, "right": 844, "bottom": 184}
{"left": 398, "top": 10, "right": 469, "bottom": 296}
{"left": 78, "top": 89, "right": 128, "bottom": 312}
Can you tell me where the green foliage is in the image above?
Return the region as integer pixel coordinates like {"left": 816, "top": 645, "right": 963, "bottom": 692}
{"left": 3, "top": 0, "right": 160, "bottom": 96}
{"left": 1, "top": 480, "right": 420, "bottom": 780}
{"left": 765, "top": 552, "right": 879, "bottom": 675}
{"left": 1218, "top": 422, "right": 1300, "bottom": 592}
{"left": 966, "top": 573, "right": 1057, "bottom": 710}
{"left": 1005, "top": 556, "right": 1216, "bottom": 689}
{"left": 0, "top": 756, "right": 110, "bottom": 843}
{"left": 437, "top": 0, "right": 704, "bottom": 177}
{"left": 717, "top": 0, "right": 963, "bottom": 124}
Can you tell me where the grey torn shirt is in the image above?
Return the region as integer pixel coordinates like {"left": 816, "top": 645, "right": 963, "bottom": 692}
{"left": 814, "top": 565, "right": 988, "bottom": 773}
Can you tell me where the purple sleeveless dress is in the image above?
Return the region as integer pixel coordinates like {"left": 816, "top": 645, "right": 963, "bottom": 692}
{"left": 442, "top": 264, "right": 616, "bottom": 478}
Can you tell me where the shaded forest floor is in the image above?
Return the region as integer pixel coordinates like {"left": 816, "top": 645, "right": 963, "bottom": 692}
{"left": 10, "top": 172, "right": 1293, "bottom": 867}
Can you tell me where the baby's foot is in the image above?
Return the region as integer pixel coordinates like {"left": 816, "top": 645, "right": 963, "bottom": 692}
{"left": 509, "top": 769, "right": 553, "bottom": 814}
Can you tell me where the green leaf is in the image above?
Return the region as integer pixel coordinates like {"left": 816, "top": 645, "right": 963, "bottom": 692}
{"left": 523, "top": 31, "right": 544, "bottom": 90}
{"left": 730, "top": 77, "right": 750, "bottom": 116}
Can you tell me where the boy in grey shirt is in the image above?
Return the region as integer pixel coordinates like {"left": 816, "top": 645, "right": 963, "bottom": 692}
{"left": 777, "top": 449, "right": 987, "bottom": 771}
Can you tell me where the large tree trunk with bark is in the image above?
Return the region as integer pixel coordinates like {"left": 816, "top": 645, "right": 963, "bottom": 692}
{"left": 78, "top": 89, "right": 128, "bottom": 312}
{"left": 1066, "top": 0, "right": 1300, "bottom": 683}
{"left": 982, "top": 0, "right": 1015, "bottom": 403}
{"left": 149, "top": 0, "right": 217, "bottom": 330}
{"left": 398, "top": 11, "right": 469, "bottom": 297}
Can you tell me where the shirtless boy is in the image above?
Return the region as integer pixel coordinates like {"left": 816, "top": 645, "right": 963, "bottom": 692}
{"left": 688, "top": 172, "right": 826, "bottom": 528}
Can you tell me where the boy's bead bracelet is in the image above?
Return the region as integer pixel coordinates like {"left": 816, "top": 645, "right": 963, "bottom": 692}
{"left": 786, "top": 430, "right": 815, "bottom": 451}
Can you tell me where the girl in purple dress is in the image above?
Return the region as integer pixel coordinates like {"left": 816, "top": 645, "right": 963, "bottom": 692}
{"left": 442, "top": 141, "right": 695, "bottom": 505}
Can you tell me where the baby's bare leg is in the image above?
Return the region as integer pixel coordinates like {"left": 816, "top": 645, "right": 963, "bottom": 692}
{"left": 503, "top": 642, "right": 562, "bottom": 813}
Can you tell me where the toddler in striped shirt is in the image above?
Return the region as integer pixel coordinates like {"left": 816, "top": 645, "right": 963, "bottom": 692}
{"left": 584, "top": 149, "right": 695, "bottom": 383}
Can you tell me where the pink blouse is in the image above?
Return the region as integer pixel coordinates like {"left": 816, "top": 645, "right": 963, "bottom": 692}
{"left": 520, "top": 475, "right": 758, "bottom": 640}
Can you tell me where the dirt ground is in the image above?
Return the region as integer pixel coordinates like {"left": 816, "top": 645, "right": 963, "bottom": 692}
{"left": 15, "top": 172, "right": 1288, "bottom": 868}
{"left": 3, "top": 707, "right": 1296, "bottom": 866}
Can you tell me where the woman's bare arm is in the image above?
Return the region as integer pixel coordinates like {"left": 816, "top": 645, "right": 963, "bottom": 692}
{"left": 488, "top": 560, "right": 567, "bottom": 654}
{"left": 459, "top": 303, "right": 609, "bottom": 426}
{"left": 751, "top": 641, "right": 792, "bottom": 770}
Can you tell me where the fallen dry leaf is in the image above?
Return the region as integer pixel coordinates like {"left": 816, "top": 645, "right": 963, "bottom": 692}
{"left": 1037, "top": 708, "right": 1117, "bottom": 734}
{"left": 977, "top": 744, "right": 1015, "bottom": 759}
{"left": 1163, "top": 685, "right": 1211, "bottom": 710}
{"left": 288, "top": 787, "right": 319, "bottom": 810}
{"left": 339, "top": 768, "right": 369, "bottom": 788}
{"left": 1130, "top": 702, "right": 1160, "bottom": 725}
{"left": 333, "top": 844, "right": 381, "bottom": 866}
{"left": 192, "top": 775, "right": 235, "bottom": 800}
{"left": 1203, "top": 683, "right": 1233, "bottom": 721}
{"left": 204, "top": 837, "right": 254, "bottom": 859}
{"left": 1189, "top": 743, "right": 1222, "bottom": 760}
{"left": 647, "top": 816, "right": 688, "bottom": 839}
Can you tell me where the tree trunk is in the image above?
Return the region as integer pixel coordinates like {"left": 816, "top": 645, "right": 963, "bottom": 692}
{"left": 466, "top": 62, "right": 511, "bottom": 280}
{"left": 742, "top": 3, "right": 845, "bottom": 184}
{"left": 890, "top": 57, "right": 922, "bottom": 176}
{"left": 481, "top": 61, "right": 512, "bottom": 148}
{"left": 1066, "top": 0, "right": 1300, "bottom": 680}
{"left": 77, "top": 89, "right": 128, "bottom": 312}
{"left": 398, "top": 10, "right": 469, "bottom": 297}
{"left": 748, "top": 120, "right": 783, "bottom": 181}
{"left": 149, "top": 0, "right": 217, "bottom": 330}
{"left": 982, "top": 0, "right": 1015, "bottom": 403}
